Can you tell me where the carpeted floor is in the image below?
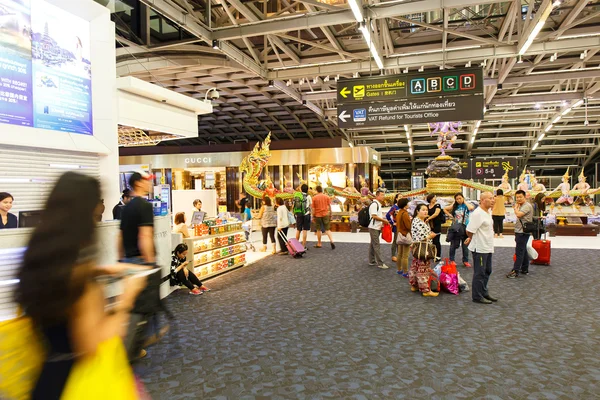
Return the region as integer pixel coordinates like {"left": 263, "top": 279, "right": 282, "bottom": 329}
{"left": 135, "top": 241, "right": 600, "bottom": 399}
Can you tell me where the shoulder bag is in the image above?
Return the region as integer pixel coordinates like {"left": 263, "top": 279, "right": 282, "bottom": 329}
{"left": 411, "top": 240, "right": 437, "bottom": 261}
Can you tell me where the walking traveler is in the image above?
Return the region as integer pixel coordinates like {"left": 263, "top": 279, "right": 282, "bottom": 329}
{"left": 275, "top": 197, "right": 290, "bottom": 255}
{"left": 386, "top": 193, "right": 402, "bottom": 261}
{"left": 258, "top": 196, "right": 277, "bottom": 254}
{"left": 312, "top": 186, "right": 336, "bottom": 249}
{"left": 294, "top": 184, "right": 312, "bottom": 248}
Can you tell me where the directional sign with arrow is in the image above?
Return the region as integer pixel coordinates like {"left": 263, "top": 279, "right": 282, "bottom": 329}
{"left": 338, "top": 110, "right": 350, "bottom": 123}
{"left": 339, "top": 87, "right": 351, "bottom": 99}
{"left": 337, "top": 96, "right": 484, "bottom": 129}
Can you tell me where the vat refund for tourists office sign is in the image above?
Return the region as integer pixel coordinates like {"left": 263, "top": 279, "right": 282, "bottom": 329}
{"left": 337, "top": 95, "right": 484, "bottom": 128}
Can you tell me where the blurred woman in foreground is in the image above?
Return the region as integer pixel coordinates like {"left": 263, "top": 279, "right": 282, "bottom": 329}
{"left": 16, "top": 172, "right": 147, "bottom": 399}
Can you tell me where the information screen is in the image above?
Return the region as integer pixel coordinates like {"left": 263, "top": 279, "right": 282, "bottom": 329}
{"left": 0, "top": 0, "right": 93, "bottom": 135}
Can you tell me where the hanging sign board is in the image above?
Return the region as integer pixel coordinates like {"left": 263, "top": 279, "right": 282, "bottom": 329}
{"left": 337, "top": 67, "right": 484, "bottom": 104}
{"left": 471, "top": 157, "right": 518, "bottom": 179}
{"left": 337, "top": 96, "right": 484, "bottom": 129}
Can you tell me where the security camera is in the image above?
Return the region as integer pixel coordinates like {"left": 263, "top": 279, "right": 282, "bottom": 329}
{"left": 209, "top": 90, "right": 220, "bottom": 100}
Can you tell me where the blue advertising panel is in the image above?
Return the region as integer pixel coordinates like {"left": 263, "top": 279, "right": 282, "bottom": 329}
{"left": 0, "top": 0, "right": 92, "bottom": 135}
{"left": 0, "top": 0, "right": 33, "bottom": 127}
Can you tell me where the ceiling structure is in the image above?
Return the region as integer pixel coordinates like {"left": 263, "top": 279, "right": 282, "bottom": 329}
{"left": 106, "top": 0, "right": 600, "bottom": 180}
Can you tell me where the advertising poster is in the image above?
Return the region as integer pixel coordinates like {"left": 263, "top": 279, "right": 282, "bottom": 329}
{"left": 30, "top": 0, "right": 93, "bottom": 135}
{"left": 0, "top": 0, "right": 33, "bottom": 127}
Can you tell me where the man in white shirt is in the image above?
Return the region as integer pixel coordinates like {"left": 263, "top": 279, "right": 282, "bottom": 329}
{"left": 465, "top": 192, "right": 497, "bottom": 304}
{"left": 368, "top": 190, "right": 390, "bottom": 269}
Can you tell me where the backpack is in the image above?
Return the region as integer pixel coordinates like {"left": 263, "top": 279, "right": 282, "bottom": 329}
{"left": 358, "top": 202, "right": 379, "bottom": 228}
{"left": 293, "top": 192, "right": 307, "bottom": 214}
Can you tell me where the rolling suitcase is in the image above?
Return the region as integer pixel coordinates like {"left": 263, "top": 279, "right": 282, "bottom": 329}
{"left": 531, "top": 233, "right": 551, "bottom": 265}
{"left": 278, "top": 230, "right": 306, "bottom": 258}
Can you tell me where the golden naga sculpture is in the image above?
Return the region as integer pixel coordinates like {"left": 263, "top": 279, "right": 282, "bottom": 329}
{"left": 239, "top": 134, "right": 598, "bottom": 203}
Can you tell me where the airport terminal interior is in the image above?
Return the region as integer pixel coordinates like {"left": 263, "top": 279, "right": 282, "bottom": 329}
{"left": 1, "top": 0, "right": 600, "bottom": 398}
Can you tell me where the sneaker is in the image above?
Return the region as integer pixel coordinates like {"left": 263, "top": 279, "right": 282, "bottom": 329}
{"left": 368, "top": 262, "right": 376, "bottom": 266}
{"left": 331, "top": 243, "right": 336, "bottom": 250}
{"left": 189, "top": 288, "right": 203, "bottom": 295}
{"left": 422, "top": 291, "right": 439, "bottom": 297}
{"left": 463, "top": 262, "right": 472, "bottom": 268}
{"left": 397, "top": 270, "right": 403, "bottom": 275}
{"left": 199, "top": 286, "right": 211, "bottom": 292}
{"left": 378, "top": 264, "right": 390, "bottom": 269}
{"left": 506, "top": 271, "right": 518, "bottom": 279}
{"left": 402, "top": 272, "right": 409, "bottom": 278}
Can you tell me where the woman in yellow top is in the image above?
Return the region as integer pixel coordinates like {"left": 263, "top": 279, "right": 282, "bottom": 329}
{"left": 492, "top": 188, "right": 506, "bottom": 238}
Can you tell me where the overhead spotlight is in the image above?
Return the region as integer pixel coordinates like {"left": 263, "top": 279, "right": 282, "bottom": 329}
{"left": 402, "top": 67, "right": 409, "bottom": 73}
{"left": 353, "top": 72, "right": 359, "bottom": 78}
{"left": 534, "top": 103, "right": 541, "bottom": 109}
{"left": 580, "top": 50, "right": 588, "bottom": 60}
{"left": 299, "top": 78, "right": 305, "bottom": 85}
{"left": 334, "top": 74, "right": 340, "bottom": 82}
{"left": 584, "top": 119, "right": 589, "bottom": 126}
{"left": 212, "top": 39, "right": 219, "bottom": 50}
{"left": 418, "top": 66, "right": 424, "bottom": 72}
{"left": 439, "top": 65, "right": 444, "bottom": 70}
{"left": 324, "top": 76, "right": 330, "bottom": 82}
{"left": 268, "top": 80, "right": 274, "bottom": 88}
{"left": 465, "top": 61, "right": 471, "bottom": 67}
{"left": 286, "top": 80, "right": 292, "bottom": 87}
{"left": 313, "top": 77, "right": 319, "bottom": 84}
{"left": 517, "top": 55, "right": 523, "bottom": 64}
{"left": 553, "top": 0, "right": 561, "bottom": 7}
{"left": 481, "top": 60, "right": 487, "bottom": 67}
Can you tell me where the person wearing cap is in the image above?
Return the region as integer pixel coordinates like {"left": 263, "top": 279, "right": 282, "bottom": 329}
{"left": 119, "top": 172, "right": 155, "bottom": 264}
{"left": 112, "top": 189, "right": 132, "bottom": 220}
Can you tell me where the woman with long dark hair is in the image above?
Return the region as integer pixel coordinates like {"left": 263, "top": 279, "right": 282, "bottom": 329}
{"left": 425, "top": 193, "right": 443, "bottom": 260}
{"left": 170, "top": 243, "right": 210, "bottom": 295}
{"left": 15, "top": 172, "right": 147, "bottom": 399}
{"left": 444, "top": 193, "right": 475, "bottom": 268}
{"left": 385, "top": 193, "right": 402, "bottom": 262}
{"left": 258, "top": 196, "right": 277, "bottom": 253}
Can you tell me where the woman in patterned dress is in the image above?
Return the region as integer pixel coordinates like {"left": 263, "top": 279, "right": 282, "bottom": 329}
{"left": 409, "top": 204, "right": 439, "bottom": 297}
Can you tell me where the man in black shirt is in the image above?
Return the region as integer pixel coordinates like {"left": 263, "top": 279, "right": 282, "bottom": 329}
{"left": 119, "top": 172, "right": 155, "bottom": 263}
{"left": 112, "top": 189, "right": 131, "bottom": 220}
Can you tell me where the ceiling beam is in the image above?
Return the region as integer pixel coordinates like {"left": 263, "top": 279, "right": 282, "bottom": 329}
{"left": 268, "top": 36, "right": 600, "bottom": 80}
{"left": 212, "top": 0, "right": 500, "bottom": 40}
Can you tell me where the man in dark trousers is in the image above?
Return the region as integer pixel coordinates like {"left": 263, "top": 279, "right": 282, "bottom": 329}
{"left": 119, "top": 171, "right": 167, "bottom": 359}
{"left": 465, "top": 191, "right": 498, "bottom": 304}
{"left": 112, "top": 189, "right": 131, "bottom": 220}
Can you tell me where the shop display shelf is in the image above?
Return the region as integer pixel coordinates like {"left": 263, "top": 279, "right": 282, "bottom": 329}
{"left": 188, "top": 228, "right": 243, "bottom": 240}
{"left": 192, "top": 240, "right": 246, "bottom": 255}
{"left": 195, "top": 262, "right": 246, "bottom": 281}
{"left": 193, "top": 249, "right": 246, "bottom": 268}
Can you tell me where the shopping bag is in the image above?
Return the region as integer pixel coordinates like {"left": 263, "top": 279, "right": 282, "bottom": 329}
{"left": 526, "top": 235, "right": 539, "bottom": 260}
{"left": 441, "top": 258, "right": 457, "bottom": 275}
{"left": 440, "top": 271, "right": 459, "bottom": 295}
{"left": 61, "top": 336, "right": 138, "bottom": 400}
{"left": 381, "top": 224, "right": 393, "bottom": 243}
{"left": 0, "top": 317, "right": 45, "bottom": 400}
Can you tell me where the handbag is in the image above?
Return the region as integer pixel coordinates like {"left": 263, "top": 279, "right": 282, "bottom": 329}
{"left": 381, "top": 224, "right": 393, "bottom": 243}
{"left": 287, "top": 210, "right": 296, "bottom": 226}
{"left": 396, "top": 232, "right": 412, "bottom": 245}
{"left": 61, "top": 336, "right": 138, "bottom": 400}
{"left": 411, "top": 241, "right": 437, "bottom": 261}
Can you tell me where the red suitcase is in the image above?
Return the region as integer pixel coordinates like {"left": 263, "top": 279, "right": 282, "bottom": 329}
{"left": 531, "top": 234, "right": 551, "bottom": 265}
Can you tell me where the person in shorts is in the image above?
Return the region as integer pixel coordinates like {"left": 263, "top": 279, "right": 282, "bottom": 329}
{"left": 312, "top": 185, "right": 336, "bottom": 249}
{"left": 294, "top": 184, "right": 312, "bottom": 248}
